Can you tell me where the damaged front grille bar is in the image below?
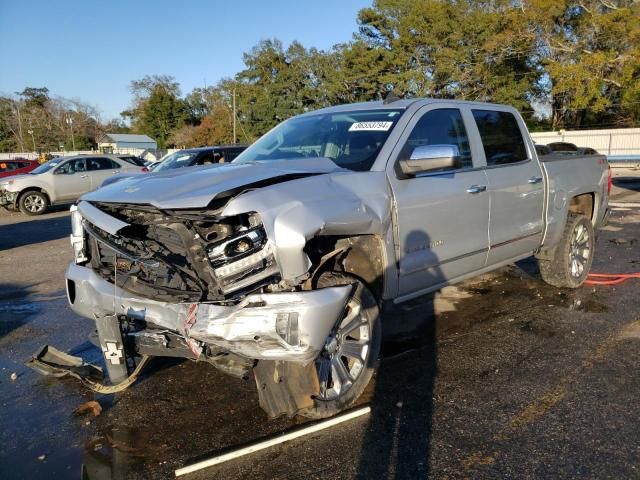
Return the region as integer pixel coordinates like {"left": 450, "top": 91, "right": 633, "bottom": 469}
{"left": 83, "top": 220, "right": 160, "bottom": 268}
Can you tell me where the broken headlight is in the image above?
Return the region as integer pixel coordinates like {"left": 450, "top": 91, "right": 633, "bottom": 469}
{"left": 207, "top": 227, "right": 278, "bottom": 294}
{"left": 69, "top": 204, "right": 88, "bottom": 263}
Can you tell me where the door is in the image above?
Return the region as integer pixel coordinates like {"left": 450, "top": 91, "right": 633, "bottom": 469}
{"left": 470, "top": 109, "right": 545, "bottom": 263}
{"left": 52, "top": 158, "right": 91, "bottom": 201}
{"left": 388, "top": 105, "right": 490, "bottom": 297}
{"left": 86, "top": 157, "right": 122, "bottom": 189}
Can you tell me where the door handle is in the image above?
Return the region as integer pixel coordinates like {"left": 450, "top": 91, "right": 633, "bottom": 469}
{"left": 466, "top": 185, "right": 487, "bottom": 194}
{"left": 528, "top": 176, "right": 543, "bottom": 184}
{"left": 80, "top": 174, "right": 89, "bottom": 178}
{"left": 112, "top": 171, "right": 120, "bottom": 174}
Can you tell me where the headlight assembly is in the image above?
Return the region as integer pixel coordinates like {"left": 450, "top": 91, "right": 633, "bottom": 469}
{"left": 69, "top": 204, "right": 88, "bottom": 263}
{"left": 207, "top": 226, "right": 279, "bottom": 294}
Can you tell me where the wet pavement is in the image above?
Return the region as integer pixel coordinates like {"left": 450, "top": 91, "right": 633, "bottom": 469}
{"left": 1, "top": 183, "right": 639, "bottom": 479}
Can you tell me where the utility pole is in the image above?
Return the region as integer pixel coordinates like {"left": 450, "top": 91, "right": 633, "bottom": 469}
{"left": 232, "top": 88, "right": 237, "bottom": 145}
{"left": 65, "top": 114, "right": 76, "bottom": 151}
{"left": 27, "top": 129, "right": 36, "bottom": 152}
{"left": 14, "top": 104, "right": 25, "bottom": 151}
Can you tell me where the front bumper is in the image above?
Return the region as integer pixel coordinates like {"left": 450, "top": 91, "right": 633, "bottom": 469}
{"left": 65, "top": 263, "right": 350, "bottom": 364}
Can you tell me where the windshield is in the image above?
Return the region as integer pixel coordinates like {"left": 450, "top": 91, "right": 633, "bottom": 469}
{"left": 154, "top": 151, "right": 198, "bottom": 172}
{"left": 30, "top": 158, "right": 63, "bottom": 174}
{"left": 234, "top": 109, "right": 404, "bottom": 171}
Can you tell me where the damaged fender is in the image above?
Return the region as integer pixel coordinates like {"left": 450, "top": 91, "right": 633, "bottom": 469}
{"left": 222, "top": 171, "right": 393, "bottom": 282}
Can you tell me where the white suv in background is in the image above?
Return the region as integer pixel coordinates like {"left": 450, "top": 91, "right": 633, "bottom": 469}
{"left": 0, "top": 154, "right": 145, "bottom": 215}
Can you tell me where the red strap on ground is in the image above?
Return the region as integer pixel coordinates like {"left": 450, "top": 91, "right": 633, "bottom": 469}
{"left": 585, "top": 273, "right": 640, "bottom": 285}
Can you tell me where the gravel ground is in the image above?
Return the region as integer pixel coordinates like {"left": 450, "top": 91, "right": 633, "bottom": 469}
{"left": 0, "top": 174, "right": 638, "bottom": 480}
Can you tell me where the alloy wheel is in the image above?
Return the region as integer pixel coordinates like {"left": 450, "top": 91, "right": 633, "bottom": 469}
{"left": 569, "top": 223, "right": 591, "bottom": 278}
{"left": 24, "top": 194, "right": 46, "bottom": 213}
{"left": 316, "top": 298, "right": 371, "bottom": 400}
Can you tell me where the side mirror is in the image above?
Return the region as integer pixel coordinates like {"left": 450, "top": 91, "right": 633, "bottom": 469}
{"left": 399, "top": 145, "right": 460, "bottom": 176}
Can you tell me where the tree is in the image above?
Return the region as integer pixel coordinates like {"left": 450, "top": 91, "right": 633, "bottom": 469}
{"left": 122, "top": 75, "right": 191, "bottom": 148}
{"left": 525, "top": 0, "right": 640, "bottom": 128}
{"left": 0, "top": 89, "right": 101, "bottom": 152}
{"left": 352, "top": 0, "right": 539, "bottom": 110}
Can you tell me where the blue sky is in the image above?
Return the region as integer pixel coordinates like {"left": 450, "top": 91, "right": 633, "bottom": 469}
{"left": 0, "top": 0, "right": 371, "bottom": 120}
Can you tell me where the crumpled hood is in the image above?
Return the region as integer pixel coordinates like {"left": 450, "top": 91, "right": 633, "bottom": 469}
{"left": 81, "top": 158, "right": 344, "bottom": 209}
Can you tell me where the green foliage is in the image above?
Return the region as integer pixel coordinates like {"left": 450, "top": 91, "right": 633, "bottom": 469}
{"left": 123, "top": 76, "right": 191, "bottom": 148}
{"left": 1, "top": 1, "right": 638, "bottom": 153}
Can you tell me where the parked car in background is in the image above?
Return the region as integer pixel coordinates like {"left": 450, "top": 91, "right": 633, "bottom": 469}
{"left": 0, "top": 154, "right": 145, "bottom": 215}
{"left": 100, "top": 146, "right": 249, "bottom": 189}
{"left": 153, "top": 145, "right": 247, "bottom": 172}
{"left": 534, "top": 144, "right": 552, "bottom": 156}
{"left": 117, "top": 155, "right": 149, "bottom": 169}
{"left": 547, "top": 141, "right": 578, "bottom": 153}
{"left": 0, "top": 158, "right": 39, "bottom": 178}
{"left": 547, "top": 142, "right": 599, "bottom": 156}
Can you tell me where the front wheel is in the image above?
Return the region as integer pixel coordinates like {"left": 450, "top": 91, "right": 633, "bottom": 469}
{"left": 19, "top": 190, "right": 49, "bottom": 215}
{"left": 538, "top": 213, "right": 594, "bottom": 288}
{"left": 299, "top": 272, "right": 381, "bottom": 419}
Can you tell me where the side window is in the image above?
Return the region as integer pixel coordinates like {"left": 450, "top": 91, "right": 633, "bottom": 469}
{"left": 57, "top": 158, "right": 87, "bottom": 174}
{"left": 401, "top": 108, "right": 472, "bottom": 169}
{"left": 196, "top": 152, "right": 215, "bottom": 165}
{"left": 87, "top": 157, "right": 116, "bottom": 171}
{"left": 225, "top": 150, "right": 242, "bottom": 162}
{"left": 472, "top": 110, "right": 528, "bottom": 166}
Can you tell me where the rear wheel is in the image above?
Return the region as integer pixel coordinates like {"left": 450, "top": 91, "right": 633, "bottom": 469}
{"left": 299, "top": 272, "right": 381, "bottom": 419}
{"left": 538, "top": 213, "right": 594, "bottom": 288}
{"left": 19, "top": 190, "right": 49, "bottom": 216}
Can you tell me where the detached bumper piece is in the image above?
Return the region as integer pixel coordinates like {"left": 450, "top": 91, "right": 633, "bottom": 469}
{"left": 26, "top": 345, "right": 150, "bottom": 394}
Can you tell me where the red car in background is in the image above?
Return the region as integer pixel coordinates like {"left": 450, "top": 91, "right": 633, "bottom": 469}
{"left": 0, "top": 159, "right": 39, "bottom": 178}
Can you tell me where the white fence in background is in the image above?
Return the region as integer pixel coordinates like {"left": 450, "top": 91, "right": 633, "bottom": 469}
{"left": 0, "top": 152, "right": 40, "bottom": 160}
{"left": 531, "top": 128, "right": 640, "bottom": 158}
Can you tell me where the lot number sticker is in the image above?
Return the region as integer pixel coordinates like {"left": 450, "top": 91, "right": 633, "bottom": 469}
{"left": 349, "top": 121, "right": 393, "bottom": 132}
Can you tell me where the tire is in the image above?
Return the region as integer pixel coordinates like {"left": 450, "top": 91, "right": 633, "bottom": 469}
{"left": 538, "top": 213, "right": 594, "bottom": 288}
{"left": 18, "top": 190, "right": 49, "bottom": 216}
{"left": 298, "top": 272, "right": 381, "bottom": 419}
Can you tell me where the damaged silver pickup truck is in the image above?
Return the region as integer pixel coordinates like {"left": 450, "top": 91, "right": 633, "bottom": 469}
{"left": 62, "top": 99, "right": 610, "bottom": 418}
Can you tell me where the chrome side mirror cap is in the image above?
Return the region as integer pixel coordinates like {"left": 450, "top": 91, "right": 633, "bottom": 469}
{"left": 399, "top": 144, "right": 460, "bottom": 176}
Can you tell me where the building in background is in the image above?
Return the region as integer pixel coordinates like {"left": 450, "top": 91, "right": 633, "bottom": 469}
{"left": 98, "top": 133, "right": 156, "bottom": 152}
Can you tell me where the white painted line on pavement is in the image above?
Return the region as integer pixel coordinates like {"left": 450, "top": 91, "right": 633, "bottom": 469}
{"left": 175, "top": 406, "right": 371, "bottom": 477}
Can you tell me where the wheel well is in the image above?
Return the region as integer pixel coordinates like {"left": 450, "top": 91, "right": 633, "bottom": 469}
{"left": 568, "top": 193, "right": 594, "bottom": 220}
{"left": 19, "top": 188, "right": 49, "bottom": 203}
{"left": 305, "top": 235, "right": 385, "bottom": 300}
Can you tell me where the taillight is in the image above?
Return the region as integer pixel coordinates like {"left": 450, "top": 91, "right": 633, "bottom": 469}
{"left": 141, "top": 167, "right": 149, "bottom": 173}
{"left": 607, "top": 165, "right": 612, "bottom": 195}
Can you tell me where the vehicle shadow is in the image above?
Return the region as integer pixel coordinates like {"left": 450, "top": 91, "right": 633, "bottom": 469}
{"left": 0, "top": 283, "right": 39, "bottom": 337}
{"left": 356, "top": 230, "right": 440, "bottom": 479}
{"left": 0, "top": 213, "right": 70, "bottom": 250}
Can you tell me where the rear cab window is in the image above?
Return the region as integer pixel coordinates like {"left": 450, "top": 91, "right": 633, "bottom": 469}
{"left": 472, "top": 110, "right": 528, "bottom": 166}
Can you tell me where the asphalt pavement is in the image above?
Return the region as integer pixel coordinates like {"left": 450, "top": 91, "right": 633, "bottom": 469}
{"left": 0, "top": 173, "right": 639, "bottom": 480}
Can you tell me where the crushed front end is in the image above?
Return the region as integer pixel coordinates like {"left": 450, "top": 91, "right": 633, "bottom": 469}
{"left": 64, "top": 201, "right": 350, "bottom": 414}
